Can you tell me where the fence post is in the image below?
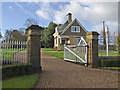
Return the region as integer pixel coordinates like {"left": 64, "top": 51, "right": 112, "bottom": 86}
{"left": 64, "top": 44, "right": 66, "bottom": 59}
{"left": 26, "top": 25, "right": 43, "bottom": 73}
{"left": 105, "top": 27, "right": 109, "bottom": 56}
{"left": 86, "top": 31, "right": 100, "bottom": 68}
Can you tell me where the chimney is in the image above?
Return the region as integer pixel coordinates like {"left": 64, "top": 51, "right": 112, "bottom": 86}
{"left": 67, "top": 13, "right": 72, "bottom": 22}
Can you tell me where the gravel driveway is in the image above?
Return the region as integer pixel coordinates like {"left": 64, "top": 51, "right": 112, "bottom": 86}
{"left": 35, "top": 52, "right": 119, "bottom": 88}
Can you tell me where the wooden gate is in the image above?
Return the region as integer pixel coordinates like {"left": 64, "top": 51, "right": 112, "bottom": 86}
{"left": 64, "top": 37, "right": 88, "bottom": 66}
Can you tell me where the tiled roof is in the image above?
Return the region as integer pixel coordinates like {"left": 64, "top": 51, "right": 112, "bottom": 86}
{"left": 57, "top": 18, "right": 87, "bottom": 35}
{"left": 58, "top": 21, "right": 69, "bottom": 33}
{"left": 60, "top": 19, "right": 76, "bottom": 35}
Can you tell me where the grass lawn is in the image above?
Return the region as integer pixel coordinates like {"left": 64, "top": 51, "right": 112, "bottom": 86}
{"left": 43, "top": 48, "right": 120, "bottom": 60}
{"left": 2, "top": 73, "right": 38, "bottom": 88}
{"left": 99, "top": 50, "right": 119, "bottom": 56}
{"left": 42, "top": 48, "right": 55, "bottom": 51}
{"left": 104, "top": 67, "right": 120, "bottom": 70}
{"left": 0, "top": 48, "right": 26, "bottom": 62}
{"left": 44, "top": 51, "right": 64, "bottom": 59}
{"left": 42, "top": 48, "right": 86, "bottom": 60}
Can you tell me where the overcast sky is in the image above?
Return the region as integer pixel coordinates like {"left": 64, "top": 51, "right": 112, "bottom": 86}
{"left": 1, "top": 0, "right": 119, "bottom": 36}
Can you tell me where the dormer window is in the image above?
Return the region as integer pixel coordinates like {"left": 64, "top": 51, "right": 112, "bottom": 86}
{"left": 71, "top": 26, "right": 80, "bottom": 32}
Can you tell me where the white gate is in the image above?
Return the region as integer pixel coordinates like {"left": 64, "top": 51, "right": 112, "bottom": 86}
{"left": 64, "top": 37, "right": 88, "bottom": 66}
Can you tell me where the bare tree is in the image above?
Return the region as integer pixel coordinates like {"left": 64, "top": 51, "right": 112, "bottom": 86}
{"left": 4, "top": 29, "right": 27, "bottom": 41}
{"left": 24, "top": 18, "right": 38, "bottom": 27}
{"left": 11, "top": 30, "right": 27, "bottom": 41}
{"left": 19, "top": 27, "right": 26, "bottom": 34}
{"left": 99, "top": 21, "right": 117, "bottom": 45}
{"left": 99, "top": 30, "right": 104, "bottom": 44}
{"left": 0, "top": 28, "right": 2, "bottom": 38}
{"left": 99, "top": 29, "right": 117, "bottom": 45}
{"left": 116, "top": 32, "right": 120, "bottom": 54}
{"left": 116, "top": 32, "right": 120, "bottom": 45}
{"left": 4, "top": 29, "right": 12, "bottom": 40}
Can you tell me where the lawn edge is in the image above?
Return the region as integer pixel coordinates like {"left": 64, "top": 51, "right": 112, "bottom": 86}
{"left": 30, "top": 73, "right": 40, "bottom": 89}
{"left": 98, "top": 67, "right": 120, "bottom": 72}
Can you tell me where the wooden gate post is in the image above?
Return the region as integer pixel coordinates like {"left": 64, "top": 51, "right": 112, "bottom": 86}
{"left": 86, "top": 32, "right": 100, "bottom": 68}
{"left": 26, "top": 25, "right": 43, "bottom": 72}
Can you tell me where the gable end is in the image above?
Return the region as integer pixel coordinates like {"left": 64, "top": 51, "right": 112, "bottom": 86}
{"left": 60, "top": 18, "right": 87, "bottom": 35}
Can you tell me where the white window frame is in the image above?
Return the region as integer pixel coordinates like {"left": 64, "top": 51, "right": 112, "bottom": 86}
{"left": 71, "top": 26, "right": 80, "bottom": 32}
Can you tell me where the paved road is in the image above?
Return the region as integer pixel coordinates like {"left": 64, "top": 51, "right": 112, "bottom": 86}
{"left": 35, "top": 52, "right": 119, "bottom": 88}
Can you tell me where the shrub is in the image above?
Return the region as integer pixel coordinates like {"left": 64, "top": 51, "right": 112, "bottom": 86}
{"left": 101, "top": 59, "right": 120, "bottom": 67}
{"left": 2, "top": 64, "right": 33, "bottom": 80}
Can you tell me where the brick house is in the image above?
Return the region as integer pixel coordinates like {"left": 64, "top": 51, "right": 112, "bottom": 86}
{"left": 53, "top": 13, "right": 88, "bottom": 50}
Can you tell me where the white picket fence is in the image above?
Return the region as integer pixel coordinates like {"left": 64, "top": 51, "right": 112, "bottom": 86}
{"left": 0, "top": 40, "right": 28, "bottom": 65}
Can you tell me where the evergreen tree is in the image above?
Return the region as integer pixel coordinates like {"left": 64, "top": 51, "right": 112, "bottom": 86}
{"left": 41, "top": 22, "right": 57, "bottom": 48}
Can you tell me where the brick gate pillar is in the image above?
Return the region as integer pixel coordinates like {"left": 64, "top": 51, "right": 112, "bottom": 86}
{"left": 26, "top": 25, "right": 43, "bottom": 73}
{"left": 86, "top": 32, "right": 100, "bottom": 68}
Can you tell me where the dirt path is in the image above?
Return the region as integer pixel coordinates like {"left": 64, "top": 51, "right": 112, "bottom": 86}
{"left": 35, "top": 52, "right": 119, "bottom": 88}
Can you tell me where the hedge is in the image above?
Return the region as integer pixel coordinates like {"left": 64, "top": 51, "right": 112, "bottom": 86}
{"left": 2, "top": 64, "right": 33, "bottom": 80}
{"left": 101, "top": 59, "right": 120, "bottom": 67}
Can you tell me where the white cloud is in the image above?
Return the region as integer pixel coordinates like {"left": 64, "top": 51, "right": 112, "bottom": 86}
{"left": 12, "top": 2, "right": 119, "bottom": 33}
{"left": 36, "top": 2, "right": 50, "bottom": 20}
{"left": 34, "top": 2, "right": 118, "bottom": 33}
{"left": 9, "top": 6, "right": 12, "bottom": 9}
{"left": 54, "top": 2, "right": 118, "bottom": 23}
{"left": 54, "top": 11, "right": 66, "bottom": 23}
{"left": 36, "top": 10, "right": 50, "bottom": 20}
{"left": 36, "top": 2, "right": 56, "bottom": 20}
{"left": 53, "top": 2, "right": 118, "bottom": 33}
{"left": 92, "top": 20, "right": 118, "bottom": 33}
{"left": 2, "top": 0, "right": 120, "bottom": 2}
{"left": 92, "top": 23, "right": 102, "bottom": 33}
